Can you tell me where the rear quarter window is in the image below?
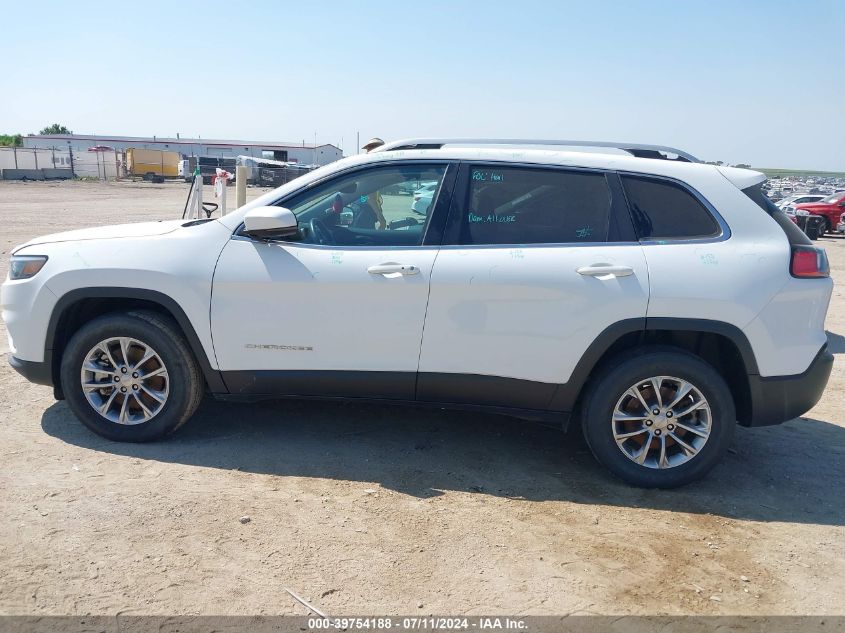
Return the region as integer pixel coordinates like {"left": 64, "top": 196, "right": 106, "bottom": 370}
{"left": 621, "top": 175, "right": 720, "bottom": 240}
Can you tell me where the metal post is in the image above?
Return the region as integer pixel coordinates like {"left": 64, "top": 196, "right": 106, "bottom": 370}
{"left": 34, "top": 149, "right": 39, "bottom": 170}
{"left": 196, "top": 173, "right": 203, "bottom": 219}
{"left": 236, "top": 165, "right": 247, "bottom": 208}
{"left": 68, "top": 144, "right": 74, "bottom": 177}
{"left": 220, "top": 177, "right": 227, "bottom": 216}
{"left": 13, "top": 145, "right": 17, "bottom": 169}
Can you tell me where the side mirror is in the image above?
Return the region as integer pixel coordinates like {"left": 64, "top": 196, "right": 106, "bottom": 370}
{"left": 243, "top": 205, "right": 298, "bottom": 239}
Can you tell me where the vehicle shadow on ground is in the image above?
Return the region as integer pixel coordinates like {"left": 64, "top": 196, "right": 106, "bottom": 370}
{"left": 41, "top": 397, "right": 844, "bottom": 526}
{"left": 826, "top": 330, "right": 845, "bottom": 354}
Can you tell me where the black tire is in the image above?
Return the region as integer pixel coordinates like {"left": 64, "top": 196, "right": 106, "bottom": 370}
{"left": 580, "top": 347, "right": 735, "bottom": 488}
{"left": 60, "top": 311, "right": 204, "bottom": 442}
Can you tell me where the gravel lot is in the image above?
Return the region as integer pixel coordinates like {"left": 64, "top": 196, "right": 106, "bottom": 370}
{"left": 0, "top": 180, "right": 843, "bottom": 616}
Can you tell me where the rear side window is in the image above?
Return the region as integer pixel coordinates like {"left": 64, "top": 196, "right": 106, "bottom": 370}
{"left": 458, "top": 166, "right": 612, "bottom": 245}
{"left": 621, "top": 175, "right": 719, "bottom": 239}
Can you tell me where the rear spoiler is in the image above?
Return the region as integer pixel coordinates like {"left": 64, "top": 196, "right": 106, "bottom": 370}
{"left": 717, "top": 166, "right": 766, "bottom": 189}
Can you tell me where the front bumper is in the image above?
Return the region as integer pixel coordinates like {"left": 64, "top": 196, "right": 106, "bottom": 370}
{"left": 9, "top": 354, "right": 53, "bottom": 386}
{"left": 745, "top": 344, "right": 833, "bottom": 426}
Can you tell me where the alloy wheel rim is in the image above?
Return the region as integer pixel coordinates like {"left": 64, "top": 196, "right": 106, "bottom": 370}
{"left": 612, "top": 376, "right": 711, "bottom": 469}
{"left": 80, "top": 337, "right": 169, "bottom": 425}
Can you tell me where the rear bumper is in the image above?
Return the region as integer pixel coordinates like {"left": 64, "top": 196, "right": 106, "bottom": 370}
{"left": 9, "top": 354, "right": 53, "bottom": 386}
{"left": 745, "top": 344, "right": 833, "bottom": 426}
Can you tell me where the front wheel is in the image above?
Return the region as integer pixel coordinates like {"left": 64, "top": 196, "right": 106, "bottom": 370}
{"left": 60, "top": 311, "right": 204, "bottom": 442}
{"left": 581, "top": 349, "right": 735, "bottom": 488}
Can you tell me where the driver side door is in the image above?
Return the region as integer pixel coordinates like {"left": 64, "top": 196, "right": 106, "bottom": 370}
{"left": 210, "top": 161, "right": 456, "bottom": 400}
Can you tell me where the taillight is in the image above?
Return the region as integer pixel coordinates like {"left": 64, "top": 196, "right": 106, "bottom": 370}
{"left": 791, "top": 245, "right": 829, "bottom": 278}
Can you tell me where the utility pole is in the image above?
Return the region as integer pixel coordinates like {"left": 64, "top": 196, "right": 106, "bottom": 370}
{"left": 357, "top": 131, "right": 360, "bottom": 155}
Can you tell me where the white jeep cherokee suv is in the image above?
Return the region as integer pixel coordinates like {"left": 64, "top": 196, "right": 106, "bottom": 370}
{"left": 2, "top": 139, "right": 833, "bottom": 488}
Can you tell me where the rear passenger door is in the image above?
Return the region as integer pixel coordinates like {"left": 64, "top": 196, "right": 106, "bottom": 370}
{"left": 417, "top": 163, "right": 650, "bottom": 411}
{"left": 618, "top": 174, "right": 732, "bottom": 324}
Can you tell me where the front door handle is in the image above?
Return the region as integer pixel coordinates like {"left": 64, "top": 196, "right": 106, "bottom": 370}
{"left": 368, "top": 263, "right": 420, "bottom": 276}
{"left": 576, "top": 264, "right": 635, "bottom": 278}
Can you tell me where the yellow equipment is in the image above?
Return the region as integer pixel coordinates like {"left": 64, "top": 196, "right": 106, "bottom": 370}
{"left": 126, "top": 148, "right": 180, "bottom": 180}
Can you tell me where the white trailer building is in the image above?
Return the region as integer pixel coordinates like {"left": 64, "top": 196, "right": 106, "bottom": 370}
{"left": 23, "top": 134, "right": 342, "bottom": 166}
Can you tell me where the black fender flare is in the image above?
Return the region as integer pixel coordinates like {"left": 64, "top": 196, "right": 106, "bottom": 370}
{"left": 548, "top": 317, "right": 758, "bottom": 412}
{"left": 46, "top": 287, "right": 226, "bottom": 393}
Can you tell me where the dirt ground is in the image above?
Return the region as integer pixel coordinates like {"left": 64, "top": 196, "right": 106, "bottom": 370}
{"left": 0, "top": 179, "right": 843, "bottom": 616}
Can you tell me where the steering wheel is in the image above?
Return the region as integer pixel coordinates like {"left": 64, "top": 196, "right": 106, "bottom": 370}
{"left": 309, "top": 217, "right": 333, "bottom": 245}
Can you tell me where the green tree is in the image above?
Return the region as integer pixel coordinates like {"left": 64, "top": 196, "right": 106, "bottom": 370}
{"left": 39, "top": 123, "right": 72, "bottom": 135}
{"left": 0, "top": 134, "right": 23, "bottom": 147}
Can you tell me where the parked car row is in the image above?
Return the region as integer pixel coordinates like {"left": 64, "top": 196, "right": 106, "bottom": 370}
{"left": 776, "top": 191, "right": 845, "bottom": 240}
{"left": 793, "top": 192, "right": 845, "bottom": 234}
{"left": 777, "top": 193, "right": 827, "bottom": 215}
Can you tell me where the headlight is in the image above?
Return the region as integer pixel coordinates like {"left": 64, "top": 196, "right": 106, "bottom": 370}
{"left": 9, "top": 255, "right": 48, "bottom": 280}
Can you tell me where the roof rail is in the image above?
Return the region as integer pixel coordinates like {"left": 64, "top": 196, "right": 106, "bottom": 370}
{"left": 372, "top": 138, "right": 700, "bottom": 163}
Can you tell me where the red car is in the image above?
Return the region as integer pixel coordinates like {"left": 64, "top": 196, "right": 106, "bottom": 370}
{"left": 794, "top": 192, "right": 845, "bottom": 234}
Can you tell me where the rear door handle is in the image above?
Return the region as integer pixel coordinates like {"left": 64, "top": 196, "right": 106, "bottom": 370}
{"left": 367, "top": 263, "right": 420, "bottom": 276}
{"left": 576, "top": 264, "right": 634, "bottom": 278}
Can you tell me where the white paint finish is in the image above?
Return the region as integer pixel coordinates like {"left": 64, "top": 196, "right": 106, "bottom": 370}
{"left": 0, "top": 264, "right": 58, "bottom": 362}
{"left": 642, "top": 164, "right": 832, "bottom": 376}
{"left": 4, "top": 220, "right": 232, "bottom": 367}
{"left": 13, "top": 219, "right": 187, "bottom": 252}
{"left": 242, "top": 206, "right": 297, "bottom": 233}
{"left": 716, "top": 165, "right": 766, "bottom": 189}
{"left": 742, "top": 277, "right": 833, "bottom": 376}
{"left": 418, "top": 244, "right": 650, "bottom": 384}
{"left": 641, "top": 238, "right": 788, "bottom": 327}
{"left": 210, "top": 239, "right": 437, "bottom": 372}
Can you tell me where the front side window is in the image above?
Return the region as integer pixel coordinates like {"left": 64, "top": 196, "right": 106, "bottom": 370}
{"left": 279, "top": 164, "right": 448, "bottom": 246}
{"left": 457, "top": 166, "right": 612, "bottom": 245}
{"left": 621, "top": 175, "right": 719, "bottom": 240}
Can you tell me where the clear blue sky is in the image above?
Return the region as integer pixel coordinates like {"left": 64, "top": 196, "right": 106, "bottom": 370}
{"left": 2, "top": 0, "right": 843, "bottom": 170}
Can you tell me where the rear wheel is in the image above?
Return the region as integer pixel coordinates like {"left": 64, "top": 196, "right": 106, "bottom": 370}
{"left": 581, "top": 348, "right": 735, "bottom": 488}
{"left": 60, "top": 311, "right": 203, "bottom": 442}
